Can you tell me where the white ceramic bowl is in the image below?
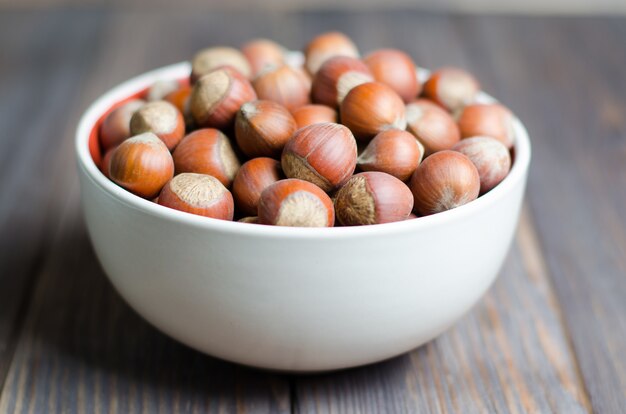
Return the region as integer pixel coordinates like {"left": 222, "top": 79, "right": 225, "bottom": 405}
{"left": 76, "top": 62, "right": 531, "bottom": 372}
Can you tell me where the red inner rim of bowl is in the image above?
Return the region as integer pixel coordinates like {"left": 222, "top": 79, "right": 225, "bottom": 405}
{"left": 88, "top": 78, "right": 190, "bottom": 167}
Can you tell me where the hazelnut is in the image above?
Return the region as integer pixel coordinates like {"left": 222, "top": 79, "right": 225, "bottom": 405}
{"left": 364, "top": 49, "right": 420, "bottom": 103}
{"left": 164, "top": 85, "right": 191, "bottom": 114}
{"left": 282, "top": 123, "right": 357, "bottom": 192}
{"left": 190, "top": 67, "right": 257, "bottom": 129}
{"left": 100, "top": 147, "right": 115, "bottom": 179}
{"left": 241, "top": 38, "right": 286, "bottom": 78}
{"left": 423, "top": 67, "right": 479, "bottom": 112}
{"left": 334, "top": 172, "right": 414, "bottom": 226}
{"left": 409, "top": 150, "right": 480, "bottom": 215}
{"left": 292, "top": 64, "right": 313, "bottom": 85}
{"left": 100, "top": 99, "right": 145, "bottom": 151}
{"left": 234, "top": 100, "right": 297, "bottom": 158}
{"left": 357, "top": 129, "right": 424, "bottom": 181}
{"left": 109, "top": 132, "right": 174, "bottom": 199}
{"left": 158, "top": 173, "right": 234, "bottom": 220}
{"left": 457, "top": 103, "right": 515, "bottom": 149}
{"left": 232, "top": 157, "right": 283, "bottom": 216}
{"left": 190, "top": 46, "right": 252, "bottom": 82}
{"left": 258, "top": 179, "right": 335, "bottom": 227}
{"left": 340, "top": 82, "right": 406, "bottom": 141}
{"left": 172, "top": 128, "right": 240, "bottom": 187}
{"left": 164, "top": 85, "right": 194, "bottom": 129}
{"left": 252, "top": 64, "right": 311, "bottom": 112}
{"left": 146, "top": 79, "right": 180, "bottom": 101}
{"left": 405, "top": 99, "right": 460, "bottom": 155}
{"left": 311, "top": 56, "right": 373, "bottom": 107}
{"left": 130, "top": 100, "right": 185, "bottom": 150}
{"left": 291, "top": 104, "right": 338, "bottom": 129}
{"left": 452, "top": 136, "right": 511, "bottom": 193}
{"left": 304, "top": 32, "right": 359, "bottom": 75}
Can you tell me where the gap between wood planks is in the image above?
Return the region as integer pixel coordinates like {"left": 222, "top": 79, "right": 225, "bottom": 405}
{"left": 515, "top": 206, "right": 592, "bottom": 413}
{"left": 0, "top": 12, "right": 107, "bottom": 394}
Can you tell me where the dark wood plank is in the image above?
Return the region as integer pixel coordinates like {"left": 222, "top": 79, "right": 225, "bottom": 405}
{"left": 291, "top": 12, "right": 592, "bottom": 413}
{"left": 0, "top": 11, "right": 293, "bottom": 413}
{"left": 0, "top": 202, "right": 290, "bottom": 413}
{"left": 465, "top": 16, "right": 626, "bottom": 413}
{"left": 0, "top": 11, "right": 105, "bottom": 388}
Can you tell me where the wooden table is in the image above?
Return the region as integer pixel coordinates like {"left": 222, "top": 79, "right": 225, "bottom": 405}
{"left": 0, "top": 10, "right": 624, "bottom": 414}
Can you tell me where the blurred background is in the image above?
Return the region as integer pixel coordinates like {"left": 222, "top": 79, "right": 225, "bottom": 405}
{"left": 2, "top": 0, "right": 626, "bottom": 13}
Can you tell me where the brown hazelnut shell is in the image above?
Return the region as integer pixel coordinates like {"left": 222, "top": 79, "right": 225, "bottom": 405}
{"left": 241, "top": 39, "right": 286, "bottom": 78}
{"left": 252, "top": 64, "right": 311, "bottom": 112}
{"left": 164, "top": 85, "right": 191, "bottom": 113}
{"left": 357, "top": 129, "right": 424, "bottom": 181}
{"left": 452, "top": 136, "right": 511, "bottom": 193}
{"left": 232, "top": 157, "right": 284, "bottom": 216}
{"left": 109, "top": 132, "right": 174, "bottom": 199}
{"left": 340, "top": 82, "right": 407, "bottom": 141}
{"left": 191, "top": 46, "right": 252, "bottom": 82}
{"left": 406, "top": 99, "right": 460, "bottom": 155}
{"left": 364, "top": 49, "right": 420, "bottom": 103}
{"left": 100, "top": 147, "right": 115, "bottom": 179}
{"left": 130, "top": 100, "right": 185, "bottom": 150}
{"left": 304, "top": 31, "right": 360, "bottom": 75}
{"left": 311, "top": 56, "right": 373, "bottom": 108}
{"left": 172, "top": 128, "right": 240, "bottom": 188}
{"left": 457, "top": 103, "right": 515, "bottom": 149}
{"left": 234, "top": 100, "right": 297, "bottom": 159}
{"left": 281, "top": 123, "right": 357, "bottom": 192}
{"left": 190, "top": 66, "right": 257, "bottom": 129}
{"left": 409, "top": 150, "right": 480, "bottom": 215}
{"left": 158, "top": 173, "right": 234, "bottom": 220}
{"left": 100, "top": 99, "right": 146, "bottom": 151}
{"left": 334, "top": 171, "right": 414, "bottom": 225}
{"left": 291, "top": 104, "right": 338, "bottom": 129}
{"left": 422, "top": 67, "right": 479, "bottom": 112}
{"left": 258, "top": 179, "right": 335, "bottom": 227}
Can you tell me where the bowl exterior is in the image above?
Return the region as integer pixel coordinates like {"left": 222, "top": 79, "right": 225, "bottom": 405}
{"left": 76, "top": 62, "right": 529, "bottom": 372}
{"left": 78, "top": 167, "right": 525, "bottom": 372}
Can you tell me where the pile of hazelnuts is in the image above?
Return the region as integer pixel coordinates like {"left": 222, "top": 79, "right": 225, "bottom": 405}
{"left": 99, "top": 32, "right": 515, "bottom": 227}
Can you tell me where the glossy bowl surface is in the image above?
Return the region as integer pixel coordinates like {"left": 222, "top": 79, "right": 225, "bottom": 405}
{"left": 76, "top": 62, "right": 531, "bottom": 371}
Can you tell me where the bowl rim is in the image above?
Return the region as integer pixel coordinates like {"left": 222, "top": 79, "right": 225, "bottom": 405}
{"left": 76, "top": 61, "right": 531, "bottom": 239}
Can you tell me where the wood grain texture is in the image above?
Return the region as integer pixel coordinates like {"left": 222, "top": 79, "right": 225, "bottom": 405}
{"left": 0, "top": 10, "right": 624, "bottom": 414}
{"left": 0, "top": 11, "right": 104, "bottom": 388}
{"left": 0, "top": 205, "right": 289, "bottom": 414}
{"left": 462, "top": 17, "right": 626, "bottom": 413}
{"left": 293, "top": 210, "right": 591, "bottom": 414}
